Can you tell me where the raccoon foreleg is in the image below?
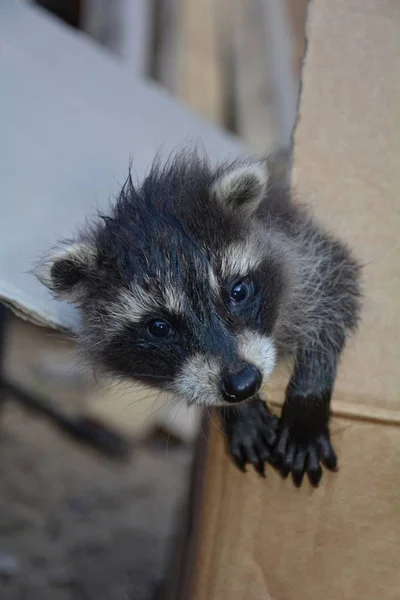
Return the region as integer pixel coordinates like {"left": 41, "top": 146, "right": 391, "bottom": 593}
{"left": 220, "top": 396, "right": 279, "bottom": 476}
{"left": 273, "top": 342, "right": 340, "bottom": 487}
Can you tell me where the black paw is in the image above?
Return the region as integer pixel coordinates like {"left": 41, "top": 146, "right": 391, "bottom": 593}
{"left": 273, "top": 423, "right": 337, "bottom": 487}
{"left": 222, "top": 398, "right": 279, "bottom": 477}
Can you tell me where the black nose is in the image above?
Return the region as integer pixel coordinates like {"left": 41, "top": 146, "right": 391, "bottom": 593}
{"left": 221, "top": 364, "right": 262, "bottom": 403}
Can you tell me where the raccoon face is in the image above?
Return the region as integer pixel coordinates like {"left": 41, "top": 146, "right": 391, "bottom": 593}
{"left": 39, "top": 157, "right": 287, "bottom": 407}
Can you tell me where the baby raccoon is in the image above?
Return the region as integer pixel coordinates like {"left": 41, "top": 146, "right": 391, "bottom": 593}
{"left": 38, "top": 153, "right": 361, "bottom": 486}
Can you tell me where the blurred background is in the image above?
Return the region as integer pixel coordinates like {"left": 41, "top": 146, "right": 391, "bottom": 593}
{"left": 1, "top": 1, "right": 307, "bottom": 598}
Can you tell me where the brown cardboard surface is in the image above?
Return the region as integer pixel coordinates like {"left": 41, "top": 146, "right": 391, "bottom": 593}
{"left": 192, "top": 418, "right": 400, "bottom": 600}
{"left": 291, "top": 0, "right": 400, "bottom": 410}
{"left": 191, "top": 0, "right": 400, "bottom": 598}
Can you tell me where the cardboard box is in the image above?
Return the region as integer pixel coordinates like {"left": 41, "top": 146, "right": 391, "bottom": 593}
{"left": 188, "top": 1, "right": 400, "bottom": 598}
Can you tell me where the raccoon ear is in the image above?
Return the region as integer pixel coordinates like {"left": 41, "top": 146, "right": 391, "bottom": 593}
{"left": 37, "top": 240, "right": 96, "bottom": 303}
{"left": 211, "top": 161, "right": 268, "bottom": 217}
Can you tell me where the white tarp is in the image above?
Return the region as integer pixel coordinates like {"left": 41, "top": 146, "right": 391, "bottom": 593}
{"left": 0, "top": 0, "right": 244, "bottom": 332}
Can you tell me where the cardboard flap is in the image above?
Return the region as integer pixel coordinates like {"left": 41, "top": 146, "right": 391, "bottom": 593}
{"left": 290, "top": 0, "right": 400, "bottom": 412}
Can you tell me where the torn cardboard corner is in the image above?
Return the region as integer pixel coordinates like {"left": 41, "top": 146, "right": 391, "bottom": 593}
{"left": 190, "top": 0, "right": 400, "bottom": 599}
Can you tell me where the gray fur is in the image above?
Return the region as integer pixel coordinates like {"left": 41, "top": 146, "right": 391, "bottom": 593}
{"left": 36, "top": 153, "right": 362, "bottom": 413}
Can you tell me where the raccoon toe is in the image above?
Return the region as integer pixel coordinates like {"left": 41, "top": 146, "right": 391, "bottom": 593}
{"left": 222, "top": 397, "right": 278, "bottom": 477}
{"left": 230, "top": 438, "right": 269, "bottom": 477}
{"left": 230, "top": 442, "right": 247, "bottom": 472}
{"left": 273, "top": 426, "right": 337, "bottom": 487}
{"left": 259, "top": 401, "right": 279, "bottom": 446}
{"left": 317, "top": 433, "right": 338, "bottom": 471}
{"left": 279, "top": 441, "right": 296, "bottom": 477}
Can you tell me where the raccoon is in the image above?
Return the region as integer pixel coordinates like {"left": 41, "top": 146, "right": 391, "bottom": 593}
{"left": 37, "top": 152, "right": 362, "bottom": 486}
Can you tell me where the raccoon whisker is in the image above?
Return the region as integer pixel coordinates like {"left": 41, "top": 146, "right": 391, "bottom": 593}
{"left": 207, "top": 407, "right": 225, "bottom": 436}
{"left": 139, "top": 391, "right": 172, "bottom": 423}
{"left": 165, "top": 398, "right": 186, "bottom": 456}
{"left": 203, "top": 406, "right": 212, "bottom": 434}
{"left": 42, "top": 332, "right": 75, "bottom": 344}
{"left": 198, "top": 412, "right": 210, "bottom": 443}
{"left": 122, "top": 389, "right": 161, "bottom": 410}
{"left": 286, "top": 379, "right": 305, "bottom": 396}
{"left": 151, "top": 390, "right": 163, "bottom": 420}
{"left": 165, "top": 398, "right": 185, "bottom": 456}
{"left": 105, "top": 377, "right": 150, "bottom": 391}
{"left": 162, "top": 397, "right": 186, "bottom": 458}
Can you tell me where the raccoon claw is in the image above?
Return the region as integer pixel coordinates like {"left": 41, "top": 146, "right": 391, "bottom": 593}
{"left": 273, "top": 426, "right": 337, "bottom": 487}
{"left": 222, "top": 398, "right": 279, "bottom": 477}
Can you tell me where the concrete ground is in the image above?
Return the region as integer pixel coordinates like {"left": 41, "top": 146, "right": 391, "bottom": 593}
{"left": 0, "top": 315, "right": 194, "bottom": 600}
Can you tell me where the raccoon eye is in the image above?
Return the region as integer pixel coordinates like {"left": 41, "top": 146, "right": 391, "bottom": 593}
{"left": 146, "top": 319, "right": 172, "bottom": 339}
{"left": 229, "top": 280, "right": 251, "bottom": 303}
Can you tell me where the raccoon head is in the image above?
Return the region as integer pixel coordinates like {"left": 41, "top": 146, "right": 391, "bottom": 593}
{"left": 38, "top": 155, "right": 289, "bottom": 407}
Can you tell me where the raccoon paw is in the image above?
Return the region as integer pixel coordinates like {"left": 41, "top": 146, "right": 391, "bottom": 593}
{"left": 222, "top": 398, "right": 279, "bottom": 477}
{"left": 273, "top": 422, "right": 338, "bottom": 487}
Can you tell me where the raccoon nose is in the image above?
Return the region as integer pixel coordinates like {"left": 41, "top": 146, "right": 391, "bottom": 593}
{"left": 221, "top": 364, "right": 262, "bottom": 403}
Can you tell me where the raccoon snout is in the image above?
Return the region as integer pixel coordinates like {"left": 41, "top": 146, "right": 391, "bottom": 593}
{"left": 221, "top": 364, "right": 262, "bottom": 403}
